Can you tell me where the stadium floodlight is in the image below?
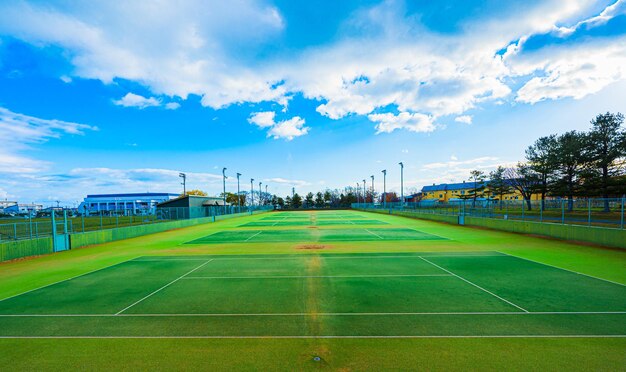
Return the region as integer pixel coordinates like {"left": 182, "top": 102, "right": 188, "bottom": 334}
{"left": 179, "top": 172, "right": 186, "bottom": 196}
{"left": 399, "top": 162, "right": 404, "bottom": 207}
{"left": 250, "top": 178, "right": 254, "bottom": 207}
{"left": 362, "top": 179, "right": 366, "bottom": 203}
{"left": 236, "top": 173, "right": 242, "bottom": 210}
{"left": 222, "top": 168, "right": 227, "bottom": 211}
{"left": 381, "top": 169, "right": 387, "bottom": 208}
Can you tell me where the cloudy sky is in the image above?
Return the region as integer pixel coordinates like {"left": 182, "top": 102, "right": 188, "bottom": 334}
{"left": 0, "top": 0, "right": 625, "bottom": 205}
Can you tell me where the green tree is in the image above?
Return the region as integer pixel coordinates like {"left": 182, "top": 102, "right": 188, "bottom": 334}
{"left": 185, "top": 189, "right": 207, "bottom": 196}
{"left": 314, "top": 192, "right": 324, "bottom": 208}
{"left": 323, "top": 191, "right": 332, "bottom": 205}
{"left": 276, "top": 197, "right": 285, "bottom": 208}
{"left": 525, "top": 134, "right": 559, "bottom": 210}
{"left": 585, "top": 112, "right": 626, "bottom": 211}
{"left": 284, "top": 196, "right": 292, "bottom": 209}
{"left": 292, "top": 193, "right": 302, "bottom": 209}
{"left": 552, "top": 131, "right": 587, "bottom": 211}
{"left": 467, "top": 170, "right": 486, "bottom": 207}
{"left": 488, "top": 166, "right": 512, "bottom": 209}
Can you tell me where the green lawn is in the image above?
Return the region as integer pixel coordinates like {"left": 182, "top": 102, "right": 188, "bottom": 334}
{"left": 0, "top": 210, "right": 624, "bottom": 370}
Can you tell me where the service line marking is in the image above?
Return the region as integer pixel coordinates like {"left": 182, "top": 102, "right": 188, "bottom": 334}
{"left": 244, "top": 231, "right": 263, "bottom": 242}
{"left": 364, "top": 229, "right": 384, "bottom": 239}
{"left": 115, "top": 259, "right": 214, "bottom": 315}
{"left": 419, "top": 256, "right": 529, "bottom": 313}
{"left": 182, "top": 274, "right": 452, "bottom": 279}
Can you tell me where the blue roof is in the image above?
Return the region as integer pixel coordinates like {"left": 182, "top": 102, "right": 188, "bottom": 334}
{"left": 422, "top": 181, "right": 489, "bottom": 192}
{"left": 86, "top": 193, "right": 178, "bottom": 198}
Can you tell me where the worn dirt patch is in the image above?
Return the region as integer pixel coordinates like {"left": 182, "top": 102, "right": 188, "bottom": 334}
{"left": 296, "top": 244, "right": 331, "bottom": 250}
{"left": 307, "top": 226, "right": 319, "bottom": 229}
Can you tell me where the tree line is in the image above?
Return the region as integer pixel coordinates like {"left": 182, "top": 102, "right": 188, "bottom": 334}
{"left": 465, "top": 112, "right": 625, "bottom": 212}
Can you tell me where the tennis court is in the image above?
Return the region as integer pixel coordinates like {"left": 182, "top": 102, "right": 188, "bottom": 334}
{"left": 0, "top": 251, "right": 624, "bottom": 337}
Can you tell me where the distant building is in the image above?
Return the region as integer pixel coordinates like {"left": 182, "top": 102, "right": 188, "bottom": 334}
{"left": 421, "top": 181, "right": 541, "bottom": 203}
{"left": 2, "top": 203, "right": 43, "bottom": 215}
{"left": 156, "top": 195, "right": 230, "bottom": 219}
{"left": 78, "top": 193, "right": 179, "bottom": 214}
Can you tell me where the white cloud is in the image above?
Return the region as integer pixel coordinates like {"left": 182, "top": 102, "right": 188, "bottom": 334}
{"left": 248, "top": 111, "right": 309, "bottom": 140}
{"left": 0, "top": 107, "right": 97, "bottom": 173}
{"left": 455, "top": 115, "right": 472, "bottom": 124}
{"left": 0, "top": 0, "right": 623, "bottom": 133}
{"left": 264, "top": 177, "right": 310, "bottom": 187}
{"left": 267, "top": 116, "right": 308, "bottom": 140}
{"left": 248, "top": 111, "right": 276, "bottom": 128}
{"left": 165, "top": 102, "right": 181, "bottom": 110}
{"left": 60, "top": 75, "right": 72, "bottom": 83}
{"left": 113, "top": 93, "right": 161, "bottom": 109}
{"left": 368, "top": 112, "right": 435, "bottom": 134}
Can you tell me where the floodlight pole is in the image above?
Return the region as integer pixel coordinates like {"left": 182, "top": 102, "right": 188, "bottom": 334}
{"left": 362, "top": 179, "right": 366, "bottom": 203}
{"left": 250, "top": 178, "right": 254, "bottom": 207}
{"left": 265, "top": 184, "right": 268, "bottom": 205}
{"left": 236, "top": 173, "right": 241, "bottom": 212}
{"left": 399, "top": 162, "right": 404, "bottom": 207}
{"left": 179, "top": 172, "right": 186, "bottom": 195}
{"left": 259, "top": 181, "right": 262, "bottom": 206}
{"left": 371, "top": 175, "right": 374, "bottom": 202}
{"left": 382, "top": 169, "right": 386, "bottom": 208}
{"left": 222, "top": 168, "right": 227, "bottom": 213}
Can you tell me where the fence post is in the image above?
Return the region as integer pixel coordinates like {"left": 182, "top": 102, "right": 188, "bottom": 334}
{"left": 561, "top": 199, "right": 565, "bottom": 224}
{"left": 620, "top": 196, "right": 626, "bottom": 229}
{"left": 29, "top": 214, "right": 33, "bottom": 239}
{"left": 540, "top": 200, "right": 543, "bottom": 223}
{"left": 35, "top": 222, "right": 38, "bottom": 238}
{"left": 82, "top": 214, "right": 85, "bottom": 233}
{"left": 588, "top": 199, "right": 591, "bottom": 226}
{"left": 100, "top": 211, "right": 103, "bottom": 230}
{"left": 13, "top": 223, "right": 17, "bottom": 241}
{"left": 521, "top": 200, "right": 524, "bottom": 221}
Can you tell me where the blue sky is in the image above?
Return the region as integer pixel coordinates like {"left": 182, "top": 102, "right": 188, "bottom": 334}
{"left": 0, "top": 0, "right": 625, "bottom": 205}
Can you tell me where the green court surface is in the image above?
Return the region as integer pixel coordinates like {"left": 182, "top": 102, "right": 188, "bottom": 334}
{"left": 0, "top": 251, "right": 624, "bottom": 337}
{"left": 186, "top": 228, "right": 445, "bottom": 244}
{"left": 1, "top": 210, "right": 625, "bottom": 370}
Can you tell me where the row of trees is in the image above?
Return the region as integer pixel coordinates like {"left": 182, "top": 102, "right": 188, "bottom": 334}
{"left": 465, "top": 112, "right": 625, "bottom": 211}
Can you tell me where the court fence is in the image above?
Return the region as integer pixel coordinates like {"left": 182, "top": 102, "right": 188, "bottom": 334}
{"left": 0, "top": 206, "right": 272, "bottom": 262}
{"left": 353, "top": 198, "right": 626, "bottom": 249}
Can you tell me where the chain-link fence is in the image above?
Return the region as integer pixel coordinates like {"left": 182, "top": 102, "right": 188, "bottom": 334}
{"left": 0, "top": 205, "right": 273, "bottom": 241}
{"left": 353, "top": 197, "right": 625, "bottom": 229}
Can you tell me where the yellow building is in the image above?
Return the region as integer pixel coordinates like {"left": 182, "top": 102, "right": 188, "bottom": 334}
{"left": 421, "top": 181, "right": 541, "bottom": 203}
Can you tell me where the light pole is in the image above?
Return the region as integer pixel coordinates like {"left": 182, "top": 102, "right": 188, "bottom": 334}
{"left": 362, "top": 179, "right": 366, "bottom": 203}
{"left": 259, "top": 181, "right": 262, "bottom": 206}
{"left": 222, "top": 168, "right": 227, "bottom": 213}
{"left": 250, "top": 178, "right": 254, "bottom": 207}
{"left": 356, "top": 183, "right": 360, "bottom": 204}
{"left": 179, "top": 172, "right": 186, "bottom": 195}
{"left": 399, "top": 162, "right": 404, "bottom": 207}
{"left": 371, "top": 175, "right": 374, "bottom": 203}
{"left": 381, "top": 169, "right": 386, "bottom": 208}
{"left": 265, "top": 184, "right": 268, "bottom": 206}
{"left": 236, "top": 173, "right": 241, "bottom": 211}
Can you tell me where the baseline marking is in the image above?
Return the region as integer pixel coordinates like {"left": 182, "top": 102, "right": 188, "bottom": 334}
{"left": 182, "top": 274, "right": 452, "bottom": 279}
{"left": 497, "top": 251, "right": 626, "bottom": 287}
{"left": 419, "top": 256, "right": 529, "bottom": 313}
{"left": 115, "top": 259, "right": 214, "bottom": 315}
{"left": 0, "top": 335, "right": 624, "bottom": 339}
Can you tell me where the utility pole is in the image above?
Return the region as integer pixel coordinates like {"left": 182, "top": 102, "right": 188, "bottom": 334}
{"left": 250, "top": 178, "right": 254, "bottom": 207}
{"left": 236, "top": 173, "right": 241, "bottom": 211}
{"left": 381, "top": 169, "right": 386, "bottom": 208}
{"left": 179, "top": 172, "right": 186, "bottom": 195}
{"left": 399, "top": 162, "right": 404, "bottom": 207}
{"left": 222, "top": 168, "right": 227, "bottom": 212}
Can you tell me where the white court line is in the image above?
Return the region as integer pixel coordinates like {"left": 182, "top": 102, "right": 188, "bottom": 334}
{"left": 497, "top": 251, "right": 626, "bottom": 287}
{"left": 212, "top": 254, "right": 505, "bottom": 260}
{"left": 364, "top": 229, "right": 384, "bottom": 239}
{"left": 115, "top": 259, "right": 214, "bottom": 315}
{"left": 2, "top": 311, "right": 624, "bottom": 317}
{"left": 0, "top": 335, "right": 623, "bottom": 339}
{"left": 0, "top": 259, "right": 133, "bottom": 303}
{"left": 244, "top": 231, "right": 263, "bottom": 242}
{"left": 182, "top": 274, "right": 452, "bottom": 279}
{"left": 419, "top": 256, "right": 529, "bottom": 313}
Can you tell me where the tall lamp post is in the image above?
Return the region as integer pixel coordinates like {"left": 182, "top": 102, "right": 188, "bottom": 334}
{"left": 259, "top": 181, "right": 262, "bottom": 206}
{"left": 363, "top": 179, "right": 366, "bottom": 203}
{"left": 399, "top": 162, "right": 404, "bottom": 207}
{"left": 356, "top": 183, "right": 360, "bottom": 204}
{"left": 179, "top": 172, "right": 186, "bottom": 196}
{"left": 236, "top": 173, "right": 242, "bottom": 212}
{"left": 381, "top": 169, "right": 386, "bottom": 208}
{"left": 250, "top": 179, "right": 254, "bottom": 208}
{"left": 222, "top": 168, "right": 227, "bottom": 214}
{"left": 371, "top": 175, "right": 375, "bottom": 203}
{"left": 265, "top": 184, "right": 268, "bottom": 206}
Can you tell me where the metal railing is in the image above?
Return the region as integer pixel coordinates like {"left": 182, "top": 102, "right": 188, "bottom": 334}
{"left": 353, "top": 197, "right": 626, "bottom": 229}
